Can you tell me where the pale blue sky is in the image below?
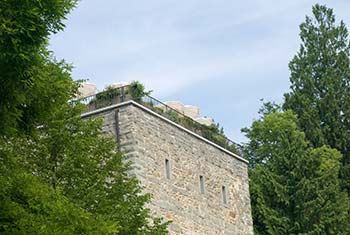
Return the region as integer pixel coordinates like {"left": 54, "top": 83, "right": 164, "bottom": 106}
{"left": 49, "top": 0, "right": 350, "bottom": 143}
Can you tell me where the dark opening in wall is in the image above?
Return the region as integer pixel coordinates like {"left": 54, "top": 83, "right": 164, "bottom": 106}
{"left": 165, "top": 159, "right": 170, "bottom": 179}
{"left": 222, "top": 186, "right": 227, "bottom": 204}
{"left": 199, "top": 175, "right": 205, "bottom": 194}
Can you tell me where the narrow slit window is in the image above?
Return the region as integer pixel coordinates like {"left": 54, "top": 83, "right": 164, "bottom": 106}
{"left": 199, "top": 175, "right": 205, "bottom": 194}
{"left": 165, "top": 159, "right": 170, "bottom": 179}
{"left": 222, "top": 186, "right": 227, "bottom": 204}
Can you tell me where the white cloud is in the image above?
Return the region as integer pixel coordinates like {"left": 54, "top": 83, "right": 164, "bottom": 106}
{"left": 49, "top": 0, "right": 350, "bottom": 142}
{"left": 51, "top": 1, "right": 306, "bottom": 93}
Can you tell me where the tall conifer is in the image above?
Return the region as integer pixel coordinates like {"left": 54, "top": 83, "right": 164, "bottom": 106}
{"left": 283, "top": 4, "right": 350, "bottom": 192}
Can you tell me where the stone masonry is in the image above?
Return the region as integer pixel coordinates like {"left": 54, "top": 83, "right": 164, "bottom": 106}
{"left": 82, "top": 101, "right": 254, "bottom": 235}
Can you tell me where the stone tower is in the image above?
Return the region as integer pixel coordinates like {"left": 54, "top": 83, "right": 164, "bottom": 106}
{"left": 81, "top": 87, "right": 254, "bottom": 235}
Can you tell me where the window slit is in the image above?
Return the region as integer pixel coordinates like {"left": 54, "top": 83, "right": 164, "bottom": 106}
{"left": 222, "top": 186, "right": 227, "bottom": 204}
{"left": 199, "top": 175, "right": 205, "bottom": 194}
{"left": 165, "top": 159, "right": 170, "bottom": 179}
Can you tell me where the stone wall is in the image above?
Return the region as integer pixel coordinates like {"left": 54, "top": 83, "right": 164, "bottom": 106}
{"left": 84, "top": 102, "right": 253, "bottom": 235}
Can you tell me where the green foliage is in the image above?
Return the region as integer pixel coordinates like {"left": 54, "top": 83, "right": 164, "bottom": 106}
{"left": 13, "top": 102, "right": 169, "bottom": 235}
{"left": 96, "top": 85, "right": 121, "bottom": 100}
{"left": 245, "top": 4, "right": 350, "bottom": 234}
{"left": 86, "top": 81, "right": 151, "bottom": 111}
{"left": 0, "top": 138, "right": 118, "bottom": 235}
{"left": 1, "top": 84, "right": 170, "bottom": 234}
{"left": 82, "top": 80, "right": 240, "bottom": 156}
{"left": 283, "top": 4, "right": 350, "bottom": 192}
{"left": 0, "top": 1, "right": 169, "bottom": 234}
{"left": 258, "top": 100, "right": 281, "bottom": 117}
{"left": 128, "top": 81, "right": 152, "bottom": 101}
{"left": 0, "top": 0, "right": 78, "bottom": 135}
{"left": 88, "top": 86, "right": 122, "bottom": 109}
{"left": 144, "top": 104, "right": 240, "bottom": 155}
{"left": 243, "top": 111, "right": 349, "bottom": 235}
{"left": 242, "top": 110, "right": 302, "bottom": 169}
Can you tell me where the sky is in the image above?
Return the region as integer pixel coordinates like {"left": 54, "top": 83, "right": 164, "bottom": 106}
{"left": 49, "top": 0, "right": 350, "bottom": 143}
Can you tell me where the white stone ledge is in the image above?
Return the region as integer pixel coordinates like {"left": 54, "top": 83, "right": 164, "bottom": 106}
{"left": 81, "top": 100, "right": 249, "bottom": 164}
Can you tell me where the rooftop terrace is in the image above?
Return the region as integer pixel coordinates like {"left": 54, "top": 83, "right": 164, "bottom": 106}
{"left": 79, "top": 84, "right": 244, "bottom": 157}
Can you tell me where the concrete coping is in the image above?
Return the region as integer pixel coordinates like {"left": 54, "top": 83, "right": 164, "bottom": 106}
{"left": 81, "top": 100, "right": 249, "bottom": 164}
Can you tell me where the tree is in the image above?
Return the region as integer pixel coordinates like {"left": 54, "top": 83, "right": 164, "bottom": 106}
{"left": 17, "top": 103, "right": 169, "bottom": 235}
{"left": 283, "top": 4, "right": 350, "bottom": 192}
{"left": 243, "top": 111, "right": 349, "bottom": 235}
{"left": 0, "top": 137, "right": 118, "bottom": 235}
{"left": 0, "top": 1, "right": 169, "bottom": 234}
{"left": 0, "top": 0, "right": 77, "bottom": 135}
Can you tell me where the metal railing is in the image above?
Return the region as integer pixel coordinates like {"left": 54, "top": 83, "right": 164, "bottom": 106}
{"left": 79, "top": 85, "right": 244, "bottom": 156}
{"left": 79, "top": 85, "right": 130, "bottom": 113}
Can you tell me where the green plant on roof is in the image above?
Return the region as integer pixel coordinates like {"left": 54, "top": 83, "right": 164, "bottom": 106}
{"left": 84, "top": 80, "right": 240, "bottom": 155}
{"left": 86, "top": 85, "right": 121, "bottom": 110}
{"left": 96, "top": 85, "right": 121, "bottom": 100}
{"left": 128, "top": 81, "right": 152, "bottom": 101}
